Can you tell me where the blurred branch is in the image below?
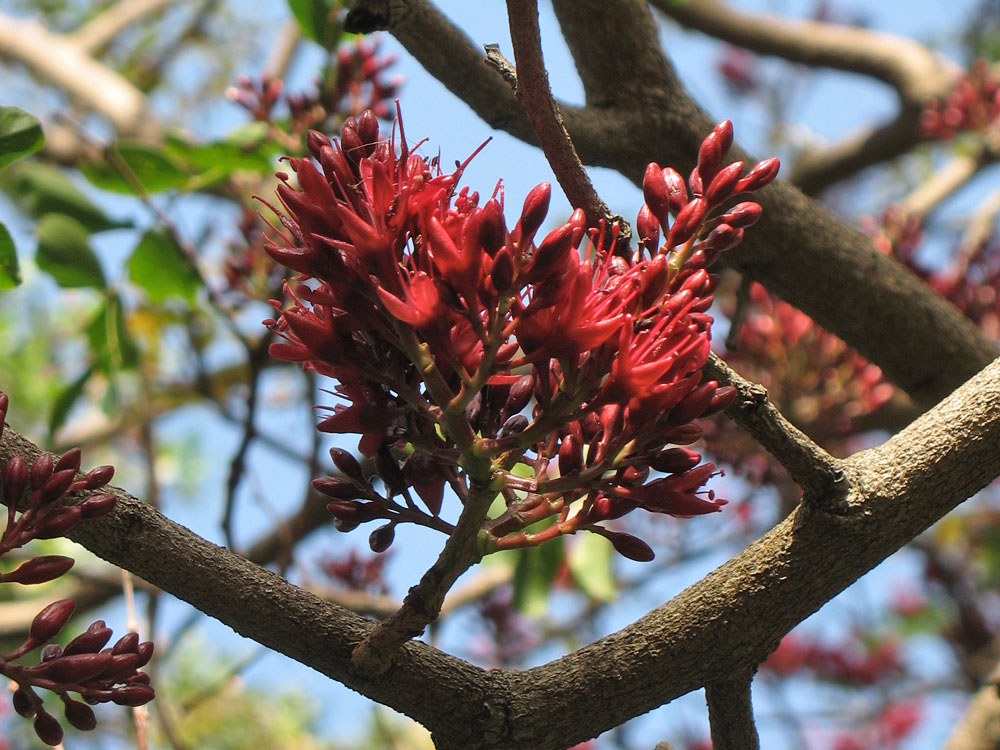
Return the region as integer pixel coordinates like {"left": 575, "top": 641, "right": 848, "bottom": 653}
{"left": 705, "top": 677, "right": 759, "bottom": 750}
{"left": 70, "top": 0, "right": 175, "bottom": 55}
{"left": 945, "top": 662, "right": 1000, "bottom": 750}
{"left": 899, "top": 144, "right": 997, "bottom": 224}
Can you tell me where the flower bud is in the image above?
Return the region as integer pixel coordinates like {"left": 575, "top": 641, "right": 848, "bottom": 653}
{"left": 34, "top": 710, "right": 63, "bottom": 746}
{"left": 12, "top": 688, "right": 34, "bottom": 717}
{"left": 329, "top": 448, "right": 365, "bottom": 483}
{"left": 37, "top": 468, "right": 77, "bottom": 505}
{"left": 82, "top": 464, "right": 115, "bottom": 489}
{"left": 716, "top": 201, "right": 763, "bottom": 229}
{"left": 499, "top": 414, "right": 529, "bottom": 437}
{"left": 2, "top": 555, "right": 74, "bottom": 585}
{"left": 735, "top": 157, "right": 780, "bottom": 193}
{"left": 490, "top": 248, "right": 515, "bottom": 292}
{"left": 63, "top": 620, "right": 113, "bottom": 656}
{"left": 528, "top": 223, "right": 575, "bottom": 281}
{"left": 30, "top": 599, "right": 75, "bottom": 646}
{"left": 666, "top": 198, "right": 707, "bottom": 248}
{"left": 33, "top": 505, "right": 83, "bottom": 539}
{"left": 702, "top": 385, "right": 738, "bottom": 416}
{"left": 78, "top": 492, "right": 117, "bottom": 518}
{"left": 54, "top": 448, "right": 82, "bottom": 474}
{"left": 596, "top": 527, "right": 654, "bottom": 562}
{"left": 649, "top": 448, "right": 702, "bottom": 474}
{"left": 306, "top": 129, "right": 329, "bottom": 160}
{"left": 340, "top": 118, "right": 364, "bottom": 164}
{"left": 701, "top": 224, "right": 744, "bottom": 258}
{"left": 312, "top": 476, "right": 364, "bottom": 500}
{"left": 30, "top": 452, "right": 54, "bottom": 491}
{"left": 663, "top": 168, "right": 688, "bottom": 214}
{"left": 517, "top": 182, "right": 551, "bottom": 247}
{"left": 688, "top": 166, "right": 704, "bottom": 197}
{"left": 358, "top": 109, "right": 380, "bottom": 150}
{"left": 40, "top": 643, "right": 62, "bottom": 661}
{"left": 63, "top": 699, "right": 96, "bottom": 731}
{"left": 36, "top": 652, "right": 115, "bottom": 684}
{"left": 620, "top": 465, "right": 649, "bottom": 486}
{"left": 636, "top": 203, "right": 660, "bottom": 251}
{"left": 112, "top": 631, "right": 140, "bottom": 655}
{"left": 705, "top": 161, "right": 744, "bottom": 206}
{"left": 669, "top": 381, "right": 720, "bottom": 425}
{"left": 374, "top": 447, "right": 406, "bottom": 497}
{"left": 558, "top": 434, "right": 582, "bottom": 476}
{"left": 480, "top": 198, "right": 507, "bottom": 256}
{"left": 502, "top": 374, "right": 535, "bottom": 421}
{"left": 136, "top": 641, "right": 155, "bottom": 668}
{"left": 642, "top": 163, "right": 670, "bottom": 227}
{"left": 110, "top": 685, "right": 155, "bottom": 707}
{"left": 3, "top": 455, "right": 27, "bottom": 505}
{"left": 368, "top": 522, "right": 395, "bottom": 553}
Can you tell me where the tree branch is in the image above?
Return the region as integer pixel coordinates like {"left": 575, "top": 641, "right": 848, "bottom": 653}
{"left": 705, "top": 676, "right": 759, "bottom": 750}
{"left": 3, "top": 350, "right": 999, "bottom": 747}
{"left": 69, "top": 0, "right": 175, "bottom": 55}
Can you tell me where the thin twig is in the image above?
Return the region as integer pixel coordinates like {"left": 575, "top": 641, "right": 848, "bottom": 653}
{"left": 704, "top": 352, "right": 848, "bottom": 508}
{"left": 705, "top": 676, "right": 760, "bottom": 750}
{"left": 496, "top": 0, "right": 631, "bottom": 252}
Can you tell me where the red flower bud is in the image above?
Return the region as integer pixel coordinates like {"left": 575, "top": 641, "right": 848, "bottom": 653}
{"left": 704, "top": 161, "right": 744, "bottom": 206}
{"left": 490, "top": 247, "right": 515, "bottom": 292}
{"left": 480, "top": 198, "right": 507, "bottom": 256}
{"left": 30, "top": 599, "right": 75, "bottom": 646}
{"left": 666, "top": 198, "right": 707, "bottom": 247}
{"left": 78, "top": 492, "right": 116, "bottom": 519}
{"left": 329, "top": 448, "right": 365, "bottom": 483}
{"left": 701, "top": 224, "right": 744, "bottom": 257}
{"left": 642, "top": 163, "right": 670, "bottom": 227}
{"left": 636, "top": 203, "right": 661, "bottom": 250}
{"left": 33, "top": 505, "right": 83, "bottom": 539}
{"left": 3, "top": 455, "right": 27, "bottom": 505}
{"left": 702, "top": 385, "right": 737, "bottom": 416}
{"left": 112, "top": 631, "right": 140, "bottom": 655}
{"left": 63, "top": 699, "right": 96, "bottom": 731}
{"left": 12, "top": 688, "right": 34, "bottom": 717}
{"left": 82, "top": 464, "right": 114, "bottom": 489}
{"left": 663, "top": 167, "right": 688, "bottom": 213}
{"left": 595, "top": 527, "right": 655, "bottom": 562}
{"left": 34, "top": 710, "right": 63, "bottom": 746}
{"left": 37, "top": 469, "right": 77, "bottom": 505}
{"left": 517, "top": 182, "right": 551, "bottom": 247}
{"left": 670, "top": 381, "right": 720, "bottom": 425}
{"left": 31, "top": 452, "right": 54, "bottom": 491}
{"left": 1, "top": 555, "right": 74, "bottom": 585}
{"left": 135, "top": 641, "right": 155, "bottom": 668}
{"left": 502, "top": 374, "right": 535, "bottom": 421}
{"left": 735, "top": 157, "right": 780, "bottom": 193}
{"left": 312, "top": 476, "right": 364, "bottom": 500}
{"left": 716, "top": 201, "right": 762, "bottom": 229}
{"left": 110, "top": 685, "right": 155, "bottom": 707}
{"left": 558, "top": 434, "right": 583, "bottom": 476}
{"left": 63, "top": 620, "right": 113, "bottom": 656}
{"left": 358, "top": 109, "right": 380, "bottom": 150}
{"left": 649, "top": 448, "right": 702, "bottom": 474}
{"left": 34, "top": 652, "right": 115, "bottom": 684}
{"left": 54, "top": 448, "right": 81, "bottom": 474}
{"left": 368, "top": 522, "right": 395, "bottom": 553}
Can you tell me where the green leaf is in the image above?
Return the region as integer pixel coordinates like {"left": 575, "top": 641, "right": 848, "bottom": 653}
{"left": 164, "top": 134, "right": 276, "bottom": 185}
{"left": 287, "top": 0, "right": 335, "bottom": 46}
{"left": 0, "top": 221, "right": 20, "bottom": 289}
{"left": 223, "top": 121, "right": 271, "bottom": 148}
{"left": 1, "top": 162, "right": 127, "bottom": 232}
{"left": 567, "top": 533, "right": 617, "bottom": 602}
{"left": 86, "top": 292, "right": 139, "bottom": 373}
{"left": 0, "top": 106, "right": 44, "bottom": 169}
{"left": 511, "top": 536, "right": 564, "bottom": 617}
{"left": 36, "top": 213, "right": 106, "bottom": 288}
{"left": 48, "top": 366, "right": 95, "bottom": 439}
{"left": 127, "top": 229, "right": 201, "bottom": 303}
{"left": 80, "top": 142, "right": 188, "bottom": 194}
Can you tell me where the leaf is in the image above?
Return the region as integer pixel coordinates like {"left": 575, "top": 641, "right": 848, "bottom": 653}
{"left": 511, "top": 536, "right": 564, "bottom": 618}
{"left": 48, "top": 366, "right": 95, "bottom": 439}
{"left": 127, "top": 229, "right": 201, "bottom": 303}
{"left": 35, "top": 214, "right": 106, "bottom": 288}
{"left": 567, "top": 533, "right": 617, "bottom": 602}
{"left": 1, "top": 162, "right": 127, "bottom": 232}
{"left": 80, "top": 142, "right": 188, "bottom": 194}
{"left": 0, "top": 221, "right": 20, "bottom": 288}
{"left": 163, "top": 134, "right": 276, "bottom": 188}
{"left": 0, "top": 106, "right": 44, "bottom": 169}
{"left": 86, "top": 292, "right": 139, "bottom": 373}
{"left": 287, "top": 0, "right": 336, "bottom": 46}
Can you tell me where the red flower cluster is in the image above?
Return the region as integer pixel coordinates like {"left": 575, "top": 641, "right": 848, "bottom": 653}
{"left": 0, "top": 392, "right": 154, "bottom": 746}
{"left": 921, "top": 59, "right": 1000, "bottom": 139}
{"left": 264, "top": 110, "right": 777, "bottom": 560}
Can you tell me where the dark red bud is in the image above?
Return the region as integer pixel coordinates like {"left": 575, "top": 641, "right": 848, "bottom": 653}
{"left": 503, "top": 374, "right": 535, "bottom": 419}
{"left": 518, "top": 182, "right": 551, "bottom": 246}
{"left": 597, "top": 528, "right": 655, "bottom": 562}
{"left": 528, "top": 223, "right": 575, "bottom": 280}
{"left": 688, "top": 167, "right": 704, "bottom": 198}
{"left": 40, "top": 643, "right": 62, "bottom": 661}
{"left": 37, "top": 652, "right": 115, "bottom": 684}
{"left": 712, "top": 119, "right": 734, "bottom": 156}
{"left": 37, "top": 469, "right": 77, "bottom": 505}
{"left": 0, "top": 391, "right": 7, "bottom": 433}
{"left": 101, "top": 652, "right": 142, "bottom": 681}
{"left": 558, "top": 434, "right": 582, "bottom": 477}
{"left": 702, "top": 385, "right": 738, "bottom": 416}
{"left": 31, "top": 452, "right": 54, "bottom": 491}
{"left": 480, "top": 198, "right": 507, "bottom": 256}
{"left": 78, "top": 492, "right": 116, "bottom": 519}
{"left": 328, "top": 448, "right": 365, "bottom": 484}
{"left": 63, "top": 699, "right": 96, "bottom": 731}
{"left": 704, "top": 161, "right": 744, "bottom": 206}
{"left": 340, "top": 118, "right": 365, "bottom": 164}
{"left": 54, "top": 448, "right": 82, "bottom": 474}
{"left": 663, "top": 168, "right": 688, "bottom": 213}
{"left": 306, "top": 129, "right": 329, "bottom": 160}
{"left": 670, "top": 381, "right": 719, "bottom": 425}
{"left": 312, "top": 476, "right": 363, "bottom": 500}
{"left": 12, "top": 688, "right": 34, "bottom": 718}
{"left": 697, "top": 128, "right": 724, "bottom": 184}
{"left": 110, "top": 685, "right": 155, "bottom": 707}
{"left": 621, "top": 465, "right": 649, "bottom": 486}
{"left": 112, "top": 631, "right": 140, "bottom": 655}
{"left": 34, "top": 710, "right": 63, "bottom": 746}
{"left": 490, "top": 248, "right": 515, "bottom": 292}
{"left": 82, "top": 464, "right": 114, "bottom": 489}
{"left": 3, "top": 455, "right": 27, "bottom": 505}
{"left": 2, "top": 555, "right": 74, "bottom": 585}
{"left": 665, "top": 423, "right": 703, "bottom": 445}
{"left": 63, "top": 620, "right": 113, "bottom": 656}
{"left": 135, "top": 641, "right": 155, "bottom": 668}
{"left": 29, "top": 599, "right": 75, "bottom": 645}
{"left": 374, "top": 448, "right": 406, "bottom": 497}
{"left": 717, "top": 201, "right": 762, "bottom": 228}
{"left": 500, "top": 414, "right": 529, "bottom": 437}
{"left": 368, "top": 522, "right": 395, "bottom": 553}
{"left": 636, "top": 203, "right": 660, "bottom": 250}
{"left": 357, "top": 109, "right": 380, "bottom": 150}
{"left": 735, "top": 157, "right": 780, "bottom": 193}
{"left": 701, "top": 224, "right": 744, "bottom": 257}
{"left": 642, "top": 163, "right": 670, "bottom": 227}
{"left": 666, "top": 198, "right": 707, "bottom": 247}
{"left": 649, "top": 448, "right": 702, "bottom": 474}
{"left": 33, "top": 505, "right": 83, "bottom": 539}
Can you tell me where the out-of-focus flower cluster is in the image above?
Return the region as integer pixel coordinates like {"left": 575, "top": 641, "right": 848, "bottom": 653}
{"left": 223, "top": 39, "right": 401, "bottom": 302}
{"left": 921, "top": 59, "right": 1000, "bottom": 139}
{"left": 262, "top": 109, "right": 778, "bottom": 561}
{"left": 0, "top": 392, "right": 154, "bottom": 746}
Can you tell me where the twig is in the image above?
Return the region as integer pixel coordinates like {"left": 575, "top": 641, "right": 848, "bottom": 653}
{"left": 70, "top": 0, "right": 176, "bottom": 55}
{"left": 705, "top": 676, "right": 759, "bottom": 750}
{"left": 264, "top": 19, "right": 303, "bottom": 80}
{"left": 704, "top": 352, "right": 848, "bottom": 507}
{"left": 496, "top": 0, "right": 631, "bottom": 252}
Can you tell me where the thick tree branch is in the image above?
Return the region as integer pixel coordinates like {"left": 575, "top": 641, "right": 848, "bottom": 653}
{"left": 69, "top": 0, "right": 175, "bottom": 55}
{"left": 946, "top": 664, "right": 1000, "bottom": 750}
{"left": 705, "top": 677, "right": 759, "bottom": 750}
{"left": 3, "top": 350, "right": 1000, "bottom": 748}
